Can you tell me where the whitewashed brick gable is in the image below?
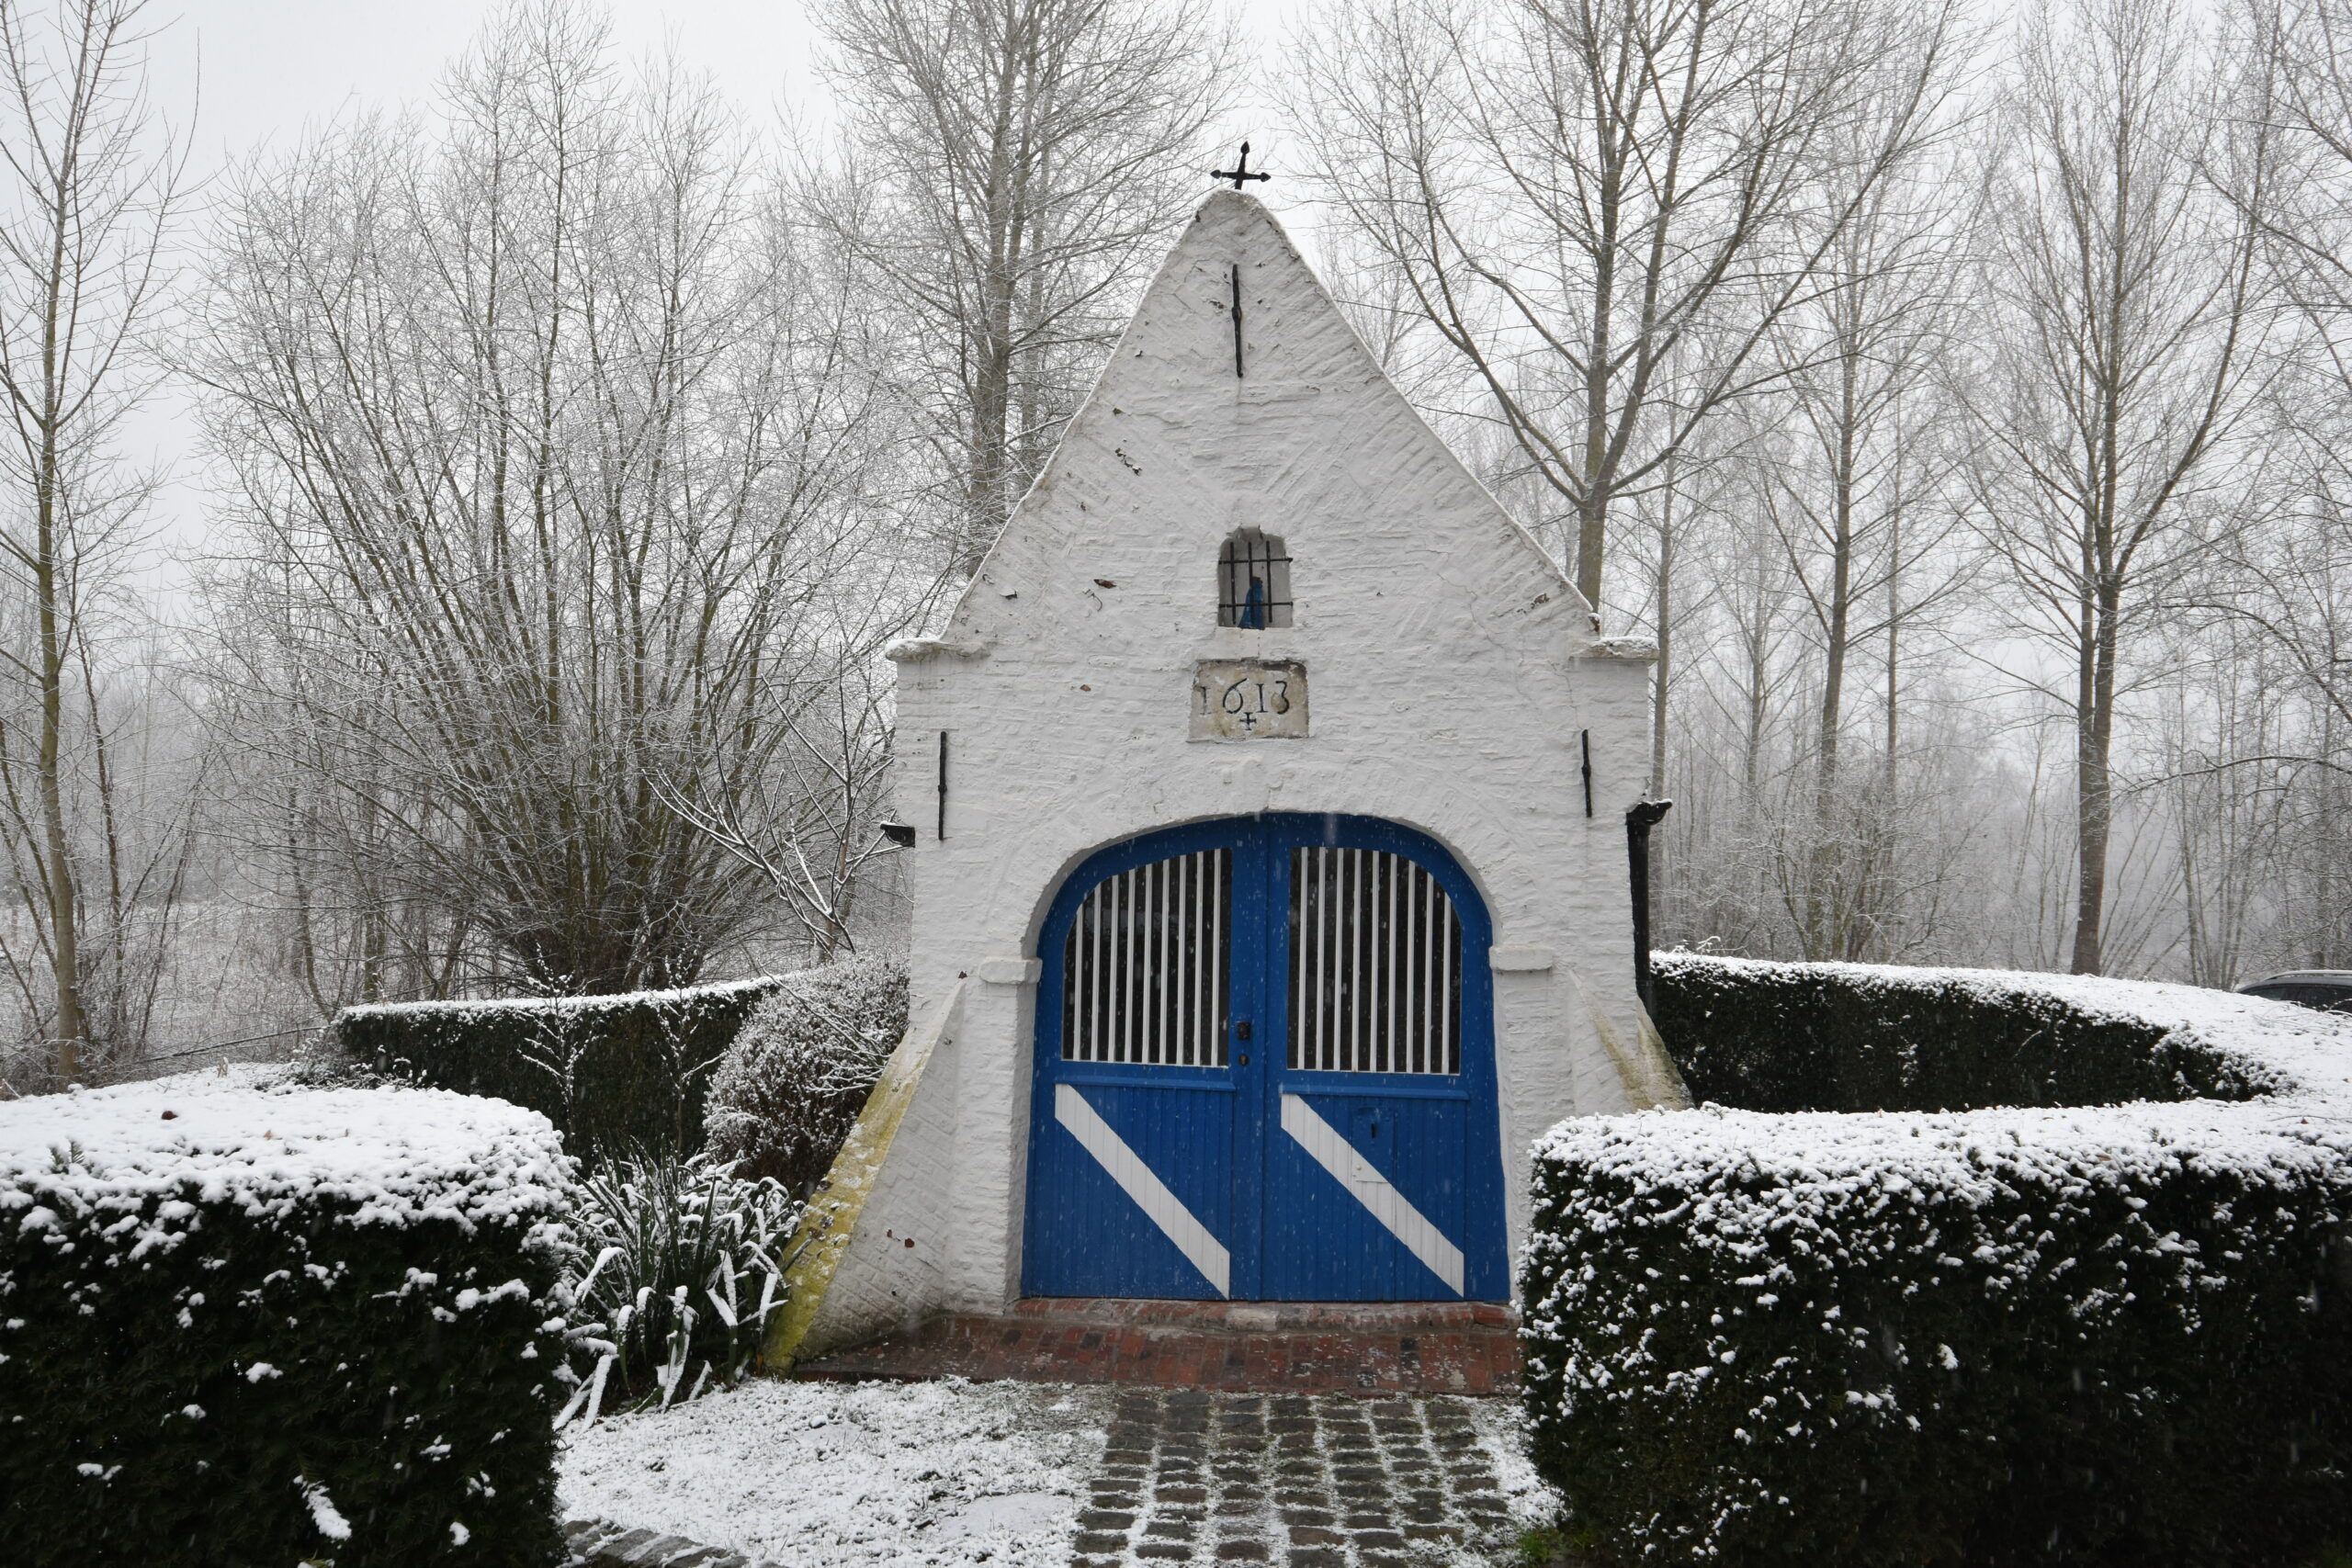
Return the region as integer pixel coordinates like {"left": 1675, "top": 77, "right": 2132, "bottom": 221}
{"left": 866, "top": 189, "right": 1655, "bottom": 1322}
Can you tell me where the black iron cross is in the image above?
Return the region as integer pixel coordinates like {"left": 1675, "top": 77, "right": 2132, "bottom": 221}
{"left": 1211, "top": 142, "right": 1271, "bottom": 190}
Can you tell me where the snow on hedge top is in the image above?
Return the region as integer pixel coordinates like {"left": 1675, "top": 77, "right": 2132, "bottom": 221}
{"left": 339, "top": 975, "right": 780, "bottom": 1024}
{"left": 1539, "top": 956, "right": 2352, "bottom": 1186}
{"left": 1, "top": 1074, "right": 572, "bottom": 1235}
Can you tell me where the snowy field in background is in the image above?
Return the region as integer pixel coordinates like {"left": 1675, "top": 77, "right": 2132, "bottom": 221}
{"left": 559, "top": 1378, "right": 1116, "bottom": 1567}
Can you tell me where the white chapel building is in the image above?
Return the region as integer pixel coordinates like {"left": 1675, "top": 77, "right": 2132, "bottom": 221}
{"left": 796, "top": 189, "right": 1657, "bottom": 1353}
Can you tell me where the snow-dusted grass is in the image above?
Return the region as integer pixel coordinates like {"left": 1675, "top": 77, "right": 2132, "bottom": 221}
{"left": 559, "top": 1377, "right": 1114, "bottom": 1566}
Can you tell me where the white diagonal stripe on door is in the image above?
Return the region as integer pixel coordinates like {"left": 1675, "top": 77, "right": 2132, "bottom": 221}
{"left": 1053, "top": 1084, "right": 1232, "bottom": 1297}
{"left": 1279, "top": 1093, "right": 1465, "bottom": 1295}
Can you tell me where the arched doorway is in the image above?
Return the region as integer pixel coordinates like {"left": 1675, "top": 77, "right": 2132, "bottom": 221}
{"left": 1021, "top": 814, "right": 1508, "bottom": 1302}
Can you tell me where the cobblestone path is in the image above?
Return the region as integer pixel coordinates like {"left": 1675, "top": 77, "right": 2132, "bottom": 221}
{"left": 1069, "top": 1390, "right": 1521, "bottom": 1567}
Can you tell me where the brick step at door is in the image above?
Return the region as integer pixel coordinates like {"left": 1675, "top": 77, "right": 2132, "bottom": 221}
{"left": 792, "top": 1298, "right": 1520, "bottom": 1395}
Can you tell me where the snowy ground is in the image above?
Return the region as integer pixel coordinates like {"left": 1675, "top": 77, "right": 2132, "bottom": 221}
{"left": 559, "top": 1378, "right": 1117, "bottom": 1567}
{"left": 559, "top": 1378, "right": 1555, "bottom": 1567}
{"left": 1464, "top": 1397, "right": 1557, "bottom": 1532}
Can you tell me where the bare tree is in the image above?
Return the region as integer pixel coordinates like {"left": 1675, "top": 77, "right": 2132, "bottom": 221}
{"left": 1763, "top": 141, "right": 1978, "bottom": 958}
{"left": 807, "top": 0, "right": 1237, "bottom": 575}
{"left": 197, "top": 3, "right": 932, "bottom": 998}
{"left": 0, "top": 0, "right": 189, "bottom": 1078}
{"left": 2189, "top": 0, "right": 2352, "bottom": 777}
{"left": 653, "top": 596, "right": 922, "bottom": 966}
{"left": 1290, "top": 0, "right": 1972, "bottom": 615}
{"left": 1966, "top": 0, "right": 2277, "bottom": 975}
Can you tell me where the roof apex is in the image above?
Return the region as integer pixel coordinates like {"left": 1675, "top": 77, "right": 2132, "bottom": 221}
{"left": 933, "top": 183, "right": 1599, "bottom": 649}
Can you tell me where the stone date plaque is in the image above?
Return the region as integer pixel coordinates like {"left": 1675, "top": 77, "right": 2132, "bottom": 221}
{"left": 1191, "top": 660, "right": 1308, "bottom": 740}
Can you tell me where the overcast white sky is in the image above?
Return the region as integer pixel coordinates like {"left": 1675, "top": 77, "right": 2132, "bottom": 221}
{"left": 130, "top": 0, "right": 1307, "bottom": 570}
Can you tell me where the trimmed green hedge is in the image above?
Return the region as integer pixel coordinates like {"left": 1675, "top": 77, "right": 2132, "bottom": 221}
{"left": 1525, "top": 957, "right": 2352, "bottom": 1567}
{"left": 0, "top": 1075, "right": 577, "bottom": 1567}
{"left": 1651, "top": 952, "right": 2272, "bottom": 1111}
{"left": 704, "top": 956, "right": 909, "bottom": 1193}
{"left": 338, "top": 977, "right": 785, "bottom": 1160}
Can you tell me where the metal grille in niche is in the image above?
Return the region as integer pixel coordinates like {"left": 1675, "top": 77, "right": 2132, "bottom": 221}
{"left": 1289, "top": 847, "right": 1462, "bottom": 1075}
{"left": 1217, "top": 529, "right": 1293, "bottom": 628}
{"left": 1062, "top": 849, "right": 1232, "bottom": 1065}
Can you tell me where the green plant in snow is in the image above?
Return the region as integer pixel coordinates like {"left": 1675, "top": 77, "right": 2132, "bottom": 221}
{"left": 560, "top": 1150, "right": 797, "bottom": 1423}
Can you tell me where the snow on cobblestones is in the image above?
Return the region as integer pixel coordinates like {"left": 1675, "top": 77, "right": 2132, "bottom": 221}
{"left": 0, "top": 1070, "right": 572, "bottom": 1238}
{"left": 559, "top": 1377, "right": 1114, "bottom": 1568}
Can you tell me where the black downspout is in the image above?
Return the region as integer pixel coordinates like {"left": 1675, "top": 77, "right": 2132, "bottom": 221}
{"left": 1626, "top": 800, "right": 1673, "bottom": 1010}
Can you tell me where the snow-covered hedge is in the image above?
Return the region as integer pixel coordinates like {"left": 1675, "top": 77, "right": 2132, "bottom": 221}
{"left": 0, "top": 1074, "right": 577, "bottom": 1567}
{"left": 1524, "top": 956, "right": 2352, "bottom": 1567}
{"left": 338, "top": 976, "right": 786, "bottom": 1160}
{"left": 703, "top": 955, "right": 907, "bottom": 1192}
{"left": 1652, "top": 951, "right": 2276, "bottom": 1112}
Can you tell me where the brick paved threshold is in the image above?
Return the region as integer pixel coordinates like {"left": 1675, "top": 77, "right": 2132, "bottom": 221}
{"left": 795, "top": 1298, "right": 1520, "bottom": 1395}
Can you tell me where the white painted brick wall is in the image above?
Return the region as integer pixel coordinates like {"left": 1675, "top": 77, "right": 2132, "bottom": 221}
{"left": 888, "top": 191, "right": 1654, "bottom": 1316}
{"left": 797, "top": 995, "right": 962, "bottom": 1359}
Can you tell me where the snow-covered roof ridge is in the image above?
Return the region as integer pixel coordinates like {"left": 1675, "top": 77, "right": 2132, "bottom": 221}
{"left": 0, "top": 1073, "right": 573, "bottom": 1236}
{"left": 1544, "top": 954, "right": 2352, "bottom": 1185}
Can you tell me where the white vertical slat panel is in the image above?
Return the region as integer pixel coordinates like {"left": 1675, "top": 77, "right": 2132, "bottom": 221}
{"left": 1094, "top": 874, "right": 1106, "bottom": 1064}
{"left": 1138, "top": 862, "right": 1151, "bottom": 1066}
{"left": 1076, "top": 885, "right": 1088, "bottom": 1062}
{"left": 1374, "top": 853, "right": 1385, "bottom": 1071}
{"left": 1374, "top": 851, "right": 1392, "bottom": 1072}
{"left": 1128, "top": 868, "right": 1142, "bottom": 1065}
{"left": 1199, "top": 852, "right": 1212, "bottom": 1066}
{"left": 1289, "top": 850, "right": 1302, "bottom": 1069}
{"left": 1152, "top": 860, "right": 1161, "bottom": 1066}
{"left": 1216, "top": 848, "right": 1227, "bottom": 1064}
{"left": 1305, "top": 849, "right": 1320, "bottom": 1070}
{"left": 1267, "top": 846, "right": 1465, "bottom": 1077}
{"left": 1407, "top": 863, "right": 1419, "bottom": 1074}
{"left": 1326, "top": 846, "right": 1345, "bottom": 1081}
{"left": 1167, "top": 857, "right": 1178, "bottom": 1066}
{"left": 1105, "top": 869, "right": 1124, "bottom": 1066}
{"left": 1430, "top": 884, "right": 1448, "bottom": 1081}
{"left": 1334, "top": 848, "right": 1347, "bottom": 1071}
{"left": 1185, "top": 851, "right": 1204, "bottom": 1072}
{"left": 1152, "top": 859, "right": 1166, "bottom": 1065}
{"left": 1073, "top": 888, "right": 1086, "bottom": 1061}
{"left": 1200, "top": 851, "right": 1210, "bottom": 1066}
{"left": 1189, "top": 852, "right": 1203, "bottom": 1066}
{"left": 1326, "top": 851, "right": 1345, "bottom": 1072}
{"left": 1157, "top": 860, "right": 1166, "bottom": 1066}
{"left": 1421, "top": 864, "right": 1436, "bottom": 1075}
{"left": 1334, "top": 849, "right": 1349, "bottom": 1071}
{"left": 1354, "top": 849, "right": 1369, "bottom": 1070}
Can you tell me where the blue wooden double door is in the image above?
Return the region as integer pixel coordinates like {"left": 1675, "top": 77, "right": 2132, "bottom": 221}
{"left": 1023, "top": 814, "right": 1508, "bottom": 1302}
